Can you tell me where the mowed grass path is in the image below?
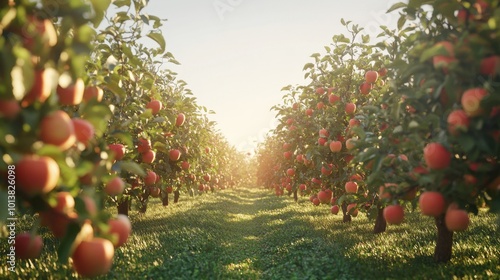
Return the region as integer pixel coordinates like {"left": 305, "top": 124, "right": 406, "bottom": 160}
{"left": 3, "top": 187, "right": 500, "bottom": 279}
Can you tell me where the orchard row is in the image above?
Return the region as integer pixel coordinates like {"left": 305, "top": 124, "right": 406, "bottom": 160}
{"left": 256, "top": 0, "right": 499, "bottom": 263}
{"left": 0, "top": 0, "right": 250, "bottom": 278}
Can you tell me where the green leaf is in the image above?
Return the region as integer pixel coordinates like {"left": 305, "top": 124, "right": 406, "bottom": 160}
{"left": 387, "top": 2, "right": 407, "bottom": 13}
{"left": 120, "top": 161, "right": 146, "bottom": 177}
{"left": 90, "top": 0, "right": 111, "bottom": 27}
{"left": 147, "top": 32, "right": 166, "bottom": 53}
{"left": 57, "top": 223, "right": 81, "bottom": 264}
{"left": 113, "top": 0, "right": 131, "bottom": 8}
{"left": 420, "top": 44, "right": 451, "bottom": 63}
{"left": 110, "top": 131, "right": 134, "bottom": 148}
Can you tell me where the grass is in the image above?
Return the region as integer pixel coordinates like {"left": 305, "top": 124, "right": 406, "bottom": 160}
{"left": 1, "top": 187, "right": 499, "bottom": 279}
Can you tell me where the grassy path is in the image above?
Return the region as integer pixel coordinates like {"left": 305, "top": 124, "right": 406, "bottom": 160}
{"left": 3, "top": 187, "right": 500, "bottom": 279}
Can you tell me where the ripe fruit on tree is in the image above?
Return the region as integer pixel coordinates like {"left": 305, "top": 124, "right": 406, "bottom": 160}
{"left": 348, "top": 118, "right": 360, "bottom": 127}
{"left": 447, "top": 110, "right": 469, "bottom": 135}
{"left": 305, "top": 108, "right": 314, "bottom": 116}
{"left": 176, "top": 113, "right": 186, "bottom": 126}
{"left": 321, "top": 165, "right": 333, "bottom": 176}
{"left": 146, "top": 100, "right": 162, "bottom": 115}
{"left": 56, "top": 78, "right": 85, "bottom": 106}
{"left": 432, "top": 41, "right": 456, "bottom": 72}
{"left": 108, "top": 144, "right": 125, "bottom": 161}
{"left": 378, "top": 67, "right": 388, "bottom": 77}
{"left": 145, "top": 171, "right": 157, "bottom": 186}
{"left": 364, "top": 70, "right": 379, "bottom": 83}
{"left": 169, "top": 149, "right": 181, "bottom": 161}
{"left": 328, "top": 94, "right": 340, "bottom": 104}
{"left": 479, "top": 55, "right": 500, "bottom": 76}
{"left": 40, "top": 110, "right": 76, "bottom": 150}
{"left": 165, "top": 186, "right": 174, "bottom": 194}
{"left": 141, "top": 150, "right": 156, "bottom": 164}
{"left": 347, "top": 203, "right": 358, "bottom": 216}
{"left": 299, "top": 184, "right": 307, "bottom": 191}
{"left": 0, "top": 99, "right": 20, "bottom": 119}
{"left": 286, "top": 168, "right": 295, "bottom": 176}
{"left": 345, "top": 103, "right": 356, "bottom": 115}
{"left": 315, "top": 87, "right": 325, "bottom": 95}
{"left": 21, "top": 15, "right": 57, "bottom": 49}
{"left": 105, "top": 177, "right": 125, "bottom": 196}
{"left": 345, "top": 138, "right": 357, "bottom": 150}
{"left": 329, "top": 141, "right": 342, "bottom": 152}
{"left": 181, "top": 161, "right": 190, "bottom": 170}
{"left": 71, "top": 237, "right": 114, "bottom": 278}
{"left": 318, "top": 137, "right": 328, "bottom": 146}
{"left": 53, "top": 192, "right": 75, "bottom": 214}
{"left": 419, "top": 191, "right": 446, "bottom": 217}
{"left": 83, "top": 86, "right": 104, "bottom": 102}
{"left": 445, "top": 205, "right": 470, "bottom": 232}
{"left": 72, "top": 118, "right": 95, "bottom": 147}
{"left": 461, "top": 88, "right": 488, "bottom": 117}
{"left": 137, "top": 138, "right": 151, "bottom": 153}
{"left": 331, "top": 205, "right": 340, "bottom": 215}
{"left": 345, "top": 181, "right": 358, "bottom": 193}
{"left": 17, "top": 155, "right": 60, "bottom": 196}
{"left": 15, "top": 233, "right": 43, "bottom": 259}
{"left": 107, "top": 214, "right": 131, "bottom": 247}
{"left": 359, "top": 82, "right": 373, "bottom": 95}
{"left": 312, "top": 197, "right": 320, "bottom": 206}
{"left": 383, "top": 205, "right": 405, "bottom": 225}
{"left": 423, "top": 143, "right": 451, "bottom": 170}
{"left": 21, "top": 69, "right": 53, "bottom": 107}
{"left": 283, "top": 151, "right": 292, "bottom": 159}
{"left": 319, "top": 128, "right": 329, "bottom": 138}
{"left": 317, "top": 189, "right": 332, "bottom": 204}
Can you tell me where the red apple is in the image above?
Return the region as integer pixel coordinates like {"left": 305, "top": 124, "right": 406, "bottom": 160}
{"left": 17, "top": 155, "right": 59, "bottom": 196}
{"left": 204, "top": 174, "right": 211, "bottom": 182}
{"left": 445, "top": 205, "right": 470, "bottom": 231}
{"left": 305, "top": 108, "right": 314, "bottom": 116}
{"left": 329, "top": 94, "right": 340, "bottom": 104}
{"left": 383, "top": 205, "right": 405, "bottom": 225}
{"left": 169, "top": 149, "right": 181, "bottom": 161}
{"left": 318, "top": 189, "right": 332, "bottom": 204}
{"left": 72, "top": 118, "right": 95, "bottom": 147}
{"left": 329, "top": 141, "right": 342, "bottom": 152}
{"left": 461, "top": 88, "right": 488, "bottom": 117}
{"left": 345, "top": 103, "right": 356, "bottom": 115}
{"left": 21, "top": 69, "right": 53, "bottom": 107}
{"left": 175, "top": 113, "right": 186, "bottom": 126}
{"left": 105, "top": 177, "right": 125, "bottom": 196}
{"left": 480, "top": 55, "right": 500, "bottom": 76}
{"left": 365, "top": 70, "right": 379, "bottom": 83}
{"left": 137, "top": 138, "right": 151, "bottom": 153}
{"left": 71, "top": 238, "right": 114, "bottom": 278}
{"left": 181, "top": 161, "right": 190, "bottom": 170}
{"left": 345, "top": 181, "right": 358, "bottom": 193}
{"left": 286, "top": 168, "right": 295, "bottom": 177}
{"left": 146, "top": 100, "right": 162, "bottom": 115}
{"left": 331, "top": 205, "right": 340, "bottom": 215}
{"left": 359, "top": 82, "right": 373, "bottom": 95}
{"left": 40, "top": 110, "right": 76, "bottom": 150}
{"left": 15, "top": 233, "right": 43, "bottom": 259}
{"left": 0, "top": 99, "right": 20, "bottom": 119}
{"left": 345, "top": 138, "right": 357, "bottom": 150}
{"left": 447, "top": 110, "right": 469, "bottom": 135}
{"left": 419, "top": 191, "right": 446, "bottom": 217}
{"left": 315, "top": 87, "right": 325, "bottom": 95}
{"left": 108, "top": 144, "right": 125, "bottom": 161}
{"left": 141, "top": 150, "right": 156, "bottom": 164}
{"left": 423, "top": 143, "right": 451, "bottom": 170}
{"left": 82, "top": 86, "right": 104, "bottom": 102}
{"left": 144, "top": 171, "right": 157, "bottom": 186}
{"left": 57, "top": 78, "right": 84, "bottom": 105}
{"left": 53, "top": 192, "right": 75, "bottom": 214}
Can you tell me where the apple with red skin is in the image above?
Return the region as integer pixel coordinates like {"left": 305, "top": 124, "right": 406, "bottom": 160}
{"left": 83, "top": 86, "right": 104, "bottom": 102}
{"left": 141, "top": 150, "right": 156, "bottom": 163}
{"left": 305, "top": 108, "right": 314, "bottom": 116}
{"left": 480, "top": 55, "right": 500, "bottom": 76}
{"left": 447, "top": 110, "right": 469, "bottom": 135}
{"left": 347, "top": 203, "right": 357, "bottom": 214}
{"left": 318, "top": 137, "right": 328, "bottom": 146}
{"left": 315, "top": 87, "right": 325, "bottom": 95}
{"left": 146, "top": 100, "right": 162, "bottom": 115}
{"left": 318, "top": 189, "right": 332, "bottom": 204}
{"left": 365, "top": 70, "right": 379, "bottom": 83}
{"left": 21, "top": 70, "right": 53, "bottom": 107}
{"left": 72, "top": 237, "right": 114, "bottom": 278}
{"left": 204, "top": 174, "right": 211, "bottom": 182}
{"left": 331, "top": 205, "right": 340, "bottom": 215}
{"left": 419, "top": 191, "right": 446, "bottom": 217}
{"left": 169, "top": 149, "right": 181, "bottom": 161}
{"left": 283, "top": 151, "right": 292, "bottom": 159}
{"left": 15, "top": 233, "right": 43, "bottom": 259}
{"left": 383, "top": 205, "right": 405, "bottom": 225}
{"left": 321, "top": 165, "right": 333, "bottom": 176}
{"left": 286, "top": 168, "right": 295, "bottom": 176}
{"left": 107, "top": 214, "right": 131, "bottom": 247}
{"left": 345, "top": 181, "right": 358, "bottom": 193}
{"left": 144, "top": 171, "right": 157, "bottom": 186}
{"left": 0, "top": 99, "right": 20, "bottom": 118}
{"left": 72, "top": 118, "right": 95, "bottom": 147}
{"left": 317, "top": 102, "right": 325, "bottom": 110}
{"left": 432, "top": 41, "right": 456, "bottom": 72}
{"left": 461, "top": 88, "right": 488, "bottom": 117}
{"left": 423, "top": 143, "right": 451, "bottom": 170}
{"left": 312, "top": 197, "right": 320, "bottom": 206}
{"left": 21, "top": 15, "right": 57, "bottom": 49}
{"left": 328, "top": 94, "right": 340, "bottom": 105}
{"left": 137, "top": 138, "right": 151, "bottom": 153}
{"left": 329, "top": 141, "right": 342, "bottom": 152}
{"left": 292, "top": 103, "right": 299, "bottom": 110}
{"left": 345, "top": 103, "right": 356, "bottom": 115}
{"left": 165, "top": 186, "right": 173, "bottom": 194}
{"left": 319, "top": 128, "right": 329, "bottom": 138}
{"left": 345, "top": 138, "right": 357, "bottom": 150}
{"left": 17, "top": 155, "right": 60, "bottom": 196}
{"left": 359, "top": 82, "right": 373, "bottom": 95}
{"left": 299, "top": 184, "right": 307, "bottom": 191}
{"left": 283, "top": 143, "right": 291, "bottom": 150}
{"left": 54, "top": 192, "right": 75, "bottom": 214}
{"left": 105, "top": 177, "right": 125, "bottom": 196}
{"left": 445, "top": 204, "right": 470, "bottom": 231}
{"left": 108, "top": 144, "right": 125, "bottom": 161}
{"left": 286, "top": 118, "right": 294, "bottom": 126}
{"left": 57, "top": 78, "right": 85, "bottom": 105}
{"left": 348, "top": 118, "right": 360, "bottom": 127}
{"left": 181, "top": 161, "right": 190, "bottom": 170}
{"left": 176, "top": 113, "right": 186, "bottom": 126}
{"left": 40, "top": 110, "right": 76, "bottom": 150}
{"left": 149, "top": 187, "right": 161, "bottom": 198}
{"left": 378, "top": 68, "right": 388, "bottom": 77}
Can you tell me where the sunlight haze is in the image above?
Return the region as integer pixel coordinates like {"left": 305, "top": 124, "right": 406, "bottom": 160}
{"left": 144, "top": 0, "right": 398, "bottom": 153}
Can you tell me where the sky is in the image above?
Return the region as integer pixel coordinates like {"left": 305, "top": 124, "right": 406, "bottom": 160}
{"left": 143, "top": 0, "right": 400, "bottom": 154}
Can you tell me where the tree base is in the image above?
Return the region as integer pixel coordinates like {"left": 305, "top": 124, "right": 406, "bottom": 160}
{"left": 117, "top": 198, "right": 129, "bottom": 216}
{"left": 341, "top": 202, "right": 352, "bottom": 223}
{"left": 174, "top": 190, "right": 180, "bottom": 203}
{"left": 434, "top": 214, "right": 453, "bottom": 263}
{"left": 162, "top": 193, "right": 169, "bottom": 206}
{"left": 373, "top": 207, "right": 387, "bottom": 234}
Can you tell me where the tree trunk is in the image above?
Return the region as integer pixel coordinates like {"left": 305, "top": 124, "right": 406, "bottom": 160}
{"left": 138, "top": 203, "right": 147, "bottom": 213}
{"left": 293, "top": 189, "right": 298, "bottom": 202}
{"left": 434, "top": 214, "right": 453, "bottom": 263}
{"left": 341, "top": 202, "right": 351, "bottom": 223}
{"left": 117, "top": 198, "right": 129, "bottom": 216}
{"left": 373, "top": 207, "right": 386, "bottom": 234}
{"left": 162, "top": 193, "right": 169, "bottom": 206}
{"left": 174, "top": 190, "right": 180, "bottom": 203}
